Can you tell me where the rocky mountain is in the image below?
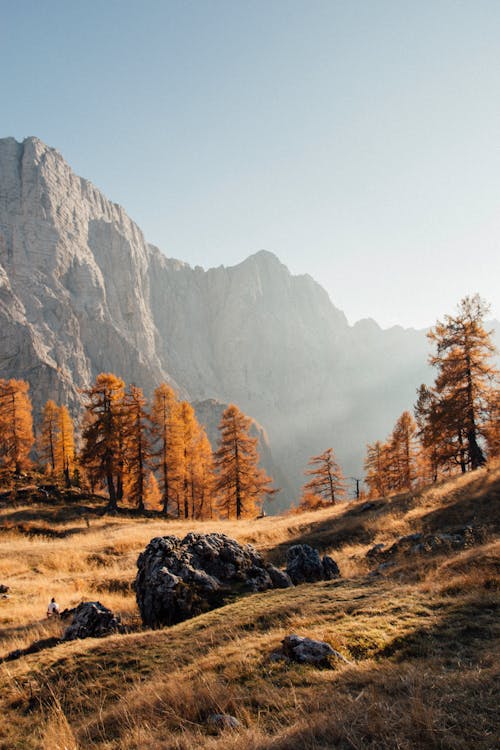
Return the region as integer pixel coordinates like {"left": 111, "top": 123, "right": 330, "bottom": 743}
{"left": 1, "top": 137, "right": 496, "bottom": 507}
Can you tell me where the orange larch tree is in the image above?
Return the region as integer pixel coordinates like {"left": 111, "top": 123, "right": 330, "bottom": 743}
{"left": 214, "top": 404, "right": 276, "bottom": 519}
{"left": 389, "top": 411, "right": 419, "bottom": 491}
{"left": 150, "top": 383, "right": 180, "bottom": 515}
{"left": 80, "top": 373, "right": 126, "bottom": 509}
{"left": 300, "top": 447, "right": 346, "bottom": 507}
{"left": 55, "top": 405, "right": 75, "bottom": 487}
{"left": 426, "top": 295, "right": 498, "bottom": 472}
{"left": 0, "top": 379, "right": 34, "bottom": 474}
{"left": 123, "top": 384, "right": 151, "bottom": 511}
{"left": 39, "top": 399, "right": 59, "bottom": 473}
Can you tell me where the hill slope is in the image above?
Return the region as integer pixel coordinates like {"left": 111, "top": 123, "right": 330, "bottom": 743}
{"left": 0, "top": 466, "right": 498, "bottom": 749}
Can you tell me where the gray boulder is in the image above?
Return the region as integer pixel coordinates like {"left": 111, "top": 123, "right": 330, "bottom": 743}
{"left": 281, "top": 634, "right": 350, "bottom": 666}
{"left": 63, "top": 601, "right": 122, "bottom": 640}
{"left": 286, "top": 544, "right": 341, "bottom": 584}
{"left": 207, "top": 714, "right": 240, "bottom": 730}
{"left": 135, "top": 533, "right": 292, "bottom": 628}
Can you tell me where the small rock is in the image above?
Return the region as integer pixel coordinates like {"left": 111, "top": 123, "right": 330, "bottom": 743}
{"left": 322, "top": 555, "right": 341, "bottom": 579}
{"left": 266, "top": 564, "right": 293, "bottom": 589}
{"left": 286, "top": 544, "right": 341, "bottom": 584}
{"left": 282, "top": 634, "right": 350, "bottom": 666}
{"left": 63, "top": 601, "right": 122, "bottom": 640}
{"left": 207, "top": 713, "right": 240, "bottom": 730}
{"left": 0, "top": 585, "right": 9, "bottom": 594}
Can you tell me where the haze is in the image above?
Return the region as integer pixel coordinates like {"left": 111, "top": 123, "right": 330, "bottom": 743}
{"left": 1, "top": 0, "right": 499, "bottom": 328}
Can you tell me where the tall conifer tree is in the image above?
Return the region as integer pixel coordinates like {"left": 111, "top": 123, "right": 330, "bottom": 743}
{"left": 301, "top": 447, "right": 346, "bottom": 506}
{"left": 214, "top": 404, "right": 275, "bottom": 519}
{"left": 80, "top": 373, "right": 126, "bottom": 509}
{"left": 0, "top": 379, "right": 34, "bottom": 474}
{"left": 426, "top": 295, "right": 498, "bottom": 472}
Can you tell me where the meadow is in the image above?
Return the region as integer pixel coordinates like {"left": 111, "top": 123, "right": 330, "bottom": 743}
{"left": 0, "top": 466, "right": 498, "bottom": 749}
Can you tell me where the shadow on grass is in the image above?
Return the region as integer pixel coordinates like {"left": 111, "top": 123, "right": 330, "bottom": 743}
{"left": 378, "top": 593, "right": 499, "bottom": 662}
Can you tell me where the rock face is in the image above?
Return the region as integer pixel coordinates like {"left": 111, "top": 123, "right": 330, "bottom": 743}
{"left": 286, "top": 544, "right": 341, "bottom": 584}
{"left": 3, "top": 136, "right": 498, "bottom": 501}
{"left": 62, "top": 601, "right": 122, "bottom": 640}
{"left": 135, "top": 533, "right": 292, "bottom": 627}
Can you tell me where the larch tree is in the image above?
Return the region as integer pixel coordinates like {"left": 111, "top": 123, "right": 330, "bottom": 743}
{"left": 389, "top": 411, "right": 418, "bottom": 490}
{"left": 364, "top": 440, "right": 390, "bottom": 498}
{"left": 176, "top": 401, "right": 200, "bottom": 519}
{"left": 300, "top": 447, "right": 346, "bottom": 507}
{"left": 426, "top": 295, "right": 498, "bottom": 472}
{"left": 0, "top": 379, "right": 34, "bottom": 474}
{"left": 55, "top": 405, "right": 75, "bottom": 487}
{"left": 150, "top": 383, "right": 180, "bottom": 515}
{"left": 123, "top": 385, "right": 151, "bottom": 511}
{"left": 80, "top": 373, "right": 126, "bottom": 509}
{"left": 190, "top": 427, "right": 215, "bottom": 519}
{"left": 39, "top": 399, "right": 59, "bottom": 473}
{"left": 214, "top": 404, "right": 276, "bottom": 519}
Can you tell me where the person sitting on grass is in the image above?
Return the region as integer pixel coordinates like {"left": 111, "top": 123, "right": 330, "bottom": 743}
{"left": 46, "top": 597, "right": 60, "bottom": 618}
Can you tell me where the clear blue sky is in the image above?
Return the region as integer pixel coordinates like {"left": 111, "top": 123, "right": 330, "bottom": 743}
{"left": 1, "top": 0, "right": 499, "bottom": 328}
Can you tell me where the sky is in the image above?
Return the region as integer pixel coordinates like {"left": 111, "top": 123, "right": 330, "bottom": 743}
{"left": 1, "top": 0, "right": 499, "bottom": 329}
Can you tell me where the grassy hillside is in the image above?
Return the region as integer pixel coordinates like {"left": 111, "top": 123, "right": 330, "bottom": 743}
{"left": 0, "top": 467, "right": 498, "bottom": 749}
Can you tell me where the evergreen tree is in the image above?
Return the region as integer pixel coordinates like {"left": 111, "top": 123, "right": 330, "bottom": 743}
{"left": 0, "top": 379, "right": 34, "bottom": 474}
{"left": 214, "top": 404, "right": 275, "bottom": 519}
{"left": 301, "top": 447, "right": 346, "bottom": 506}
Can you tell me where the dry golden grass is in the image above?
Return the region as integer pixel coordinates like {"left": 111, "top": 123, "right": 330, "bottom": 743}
{"left": 0, "top": 465, "right": 499, "bottom": 749}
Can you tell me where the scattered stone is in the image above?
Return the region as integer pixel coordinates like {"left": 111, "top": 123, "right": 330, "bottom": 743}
{"left": 207, "top": 714, "right": 240, "bottom": 730}
{"left": 266, "top": 564, "right": 294, "bottom": 589}
{"left": 366, "top": 543, "right": 385, "bottom": 558}
{"left": 286, "top": 544, "right": 341, "bottom": 584}
{"left": 63, "top": 601, "right": 122, "bottom": 640}
{"left": 135, "top": 533, "right": 292, "bottom": 628}
{"left": 0, "top": 584, "right": 9, "bottom": 594}
{"left": 322, "top": 555, "right": 341, "bottom": 579}
{"left": 281, "top": 634, "right": 350, "bottom": 666}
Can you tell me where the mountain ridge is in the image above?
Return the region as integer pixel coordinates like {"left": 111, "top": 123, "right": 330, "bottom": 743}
{"left": 0, "top": 136, "right": 497, "bottom": 504}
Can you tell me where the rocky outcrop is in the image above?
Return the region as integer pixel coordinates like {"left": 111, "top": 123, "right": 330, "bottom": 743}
{"left": 62, "top": 601, "right": 122, "bottom": 640}
{"left": 135, "top": 533, "right": 292, "bottom": 627}
{"left": 286, "top": 544, "right": 341, "bottom": 584}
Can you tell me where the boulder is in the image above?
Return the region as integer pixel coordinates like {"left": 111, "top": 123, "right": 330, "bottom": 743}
{"left": 281, "top": 634, "right": 350, "bottom": 666}
{"left": 286, "top": 544, "right": 341, "bottom": 584}
{"left": 207, "top": 714, "right": 240, "bottom": 730}
{"left": 0, "top": 585, "right": 9, "bottom": 594}
{"left": 63, "top": 601, "right": 122, "bottom": 640}
{"left": 135, "top": 533, "right": 292, "bottom": 628}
